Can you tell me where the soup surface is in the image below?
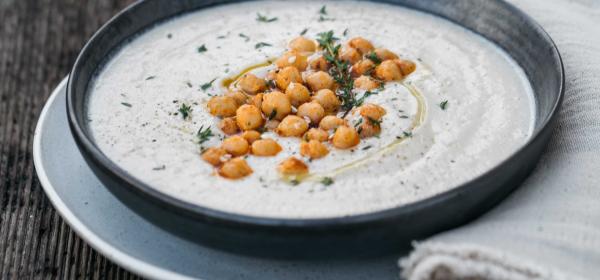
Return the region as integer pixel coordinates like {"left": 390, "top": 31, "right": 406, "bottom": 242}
{"left": 87, "top": 0, "right": 534, "bottom": 218}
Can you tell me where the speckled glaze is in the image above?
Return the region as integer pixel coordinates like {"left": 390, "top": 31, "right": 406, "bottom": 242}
{"left": 67, "top": 0, "right": 563, "bottom": 258}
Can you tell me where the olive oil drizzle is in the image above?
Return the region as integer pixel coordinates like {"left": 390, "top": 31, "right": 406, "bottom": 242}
{"left": 222, "top": 62, "right": 426, "bottom": 185}
{"left": 297, "top": 82, "right": 427, "bottom": 184}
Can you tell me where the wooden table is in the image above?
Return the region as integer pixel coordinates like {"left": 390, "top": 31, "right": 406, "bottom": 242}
{"left": 0, "top": 1, "right": 141, "bottom": 278}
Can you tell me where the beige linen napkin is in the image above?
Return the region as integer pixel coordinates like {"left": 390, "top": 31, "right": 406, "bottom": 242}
{"left": 400, "top": 0, "right": 600, "bottom": 279}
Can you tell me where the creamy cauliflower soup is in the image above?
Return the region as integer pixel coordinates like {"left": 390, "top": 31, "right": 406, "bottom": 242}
{"left": 86, "top": 1, "right": 535, "bottom": 218}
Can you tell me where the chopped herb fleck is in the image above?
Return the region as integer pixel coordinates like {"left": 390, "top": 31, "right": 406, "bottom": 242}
{"left": 186, "top": 82, "right": 193, "bottom": 88}
{"left": 290, "top": 179, "right": 300, "bottom": 186}
{"left": 178, "top": 103, "right": 192, "bottom": 120}
{"left": 366, "top": 52, "right": 382, "bottom": 64}
{"left": 300, "top": 28, "right": 308, "bottom": 35}
{"left": 321, "top": 177, "right": 334, "bottom": 186}
{"left": 196, "top": 126, "right": 214, "bottom": 145}
{"left": 362, "top": 145, "right": 372, "bottom": 150}
{"left": 440, "top": 100, "right": 449, "bottom": 110}
{"left": 319, "top": 5, "right": 327, "bottom": 15}
{"left": 403, "top": 131, "right": 413, "bottom": 138}
{"left": 318, "top": 15, "right": 334, "bottom": 22}
{"left": 354, "top": 118, "right": 363, "bottom": 128}
{"left": 239, "top": 33, "right": 250, "bottom": 42}
{"left": 367, "top": 117, "right": 382, "bottom": 127}
{"left": 201, "top": 78, "right": 217, "bottom": 91}
{"left": 268, "top": 109, "right": 277, "bottom": 120}
{"left": 343, "top": 28, "right": 349, "bottom": 36}
{"left": 166, "top": 33, "right": 172, "bottom": 39}
{"left": 121, "top": 102, "right": 132, "bottom": 107}
{"left": 256, "top": 13, "right": 277, "bottom": 22}
{"left": 255, "top": 42, "right": 272, "bottom": 49}
{"left": 145, "top": 76, "right": 156, "bottom": 80}
{"left": 399, "top": 115, "right": 409, "bottom": 119}
{"left": 197, "top": 44, "right": 208, "bottom": 53}
{"left": 152, "top": 165, "right": 166, "bottom": 171}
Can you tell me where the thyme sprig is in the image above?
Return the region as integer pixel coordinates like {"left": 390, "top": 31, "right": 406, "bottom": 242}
{"left": 178, "top": 103, "right": 192, "bottom": 120}
{"left": 317, "top": 30, "right": 356, "bottom": 117}
{"left": 196, "top": 125, "right": 214, "bottom": 145}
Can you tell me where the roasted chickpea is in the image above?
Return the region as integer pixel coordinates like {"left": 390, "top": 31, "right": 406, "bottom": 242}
{"left": 261, "top": 91, "right": 292, "bottom": 121}
{"left": 201, "top": 147, "right": 227, "bottom": 166}
{"left": 394, "top": 59, "right": 416, "bottom": 76}
{"left": 241, "top": 130, "right": 261, "bottom": 144}
{"left": 235, "top": 104, "right": 264, "bottom": 131}
{"left": 351, "top": 59, "right": 375, "bottom": 77}
{"left": 238, "top": 73, "right": 267, "bottom": 95}
{"left": 297, "top": 102, "right": 325, "bottom": 125}
{"left": 348, "top": 37, "right": 374, "bottom": 55}
{"left": 221, "top": 135, "right": 249, "bottom": 157}
{"left": 219, "top": 117, "right": 239, "bottom": 135}
{"left": 353, "top": 76, "right": 380, "bottom": 90}
{"left": 331, "top": 125, "right": 360, "bottom": 149}
{"left": 251, "top": 138, "right": 282, "bottom": 156}
{"left": 276, "top": 66, "right": 303, "bottom": 91}
{"left": 289, "top": 36, "right": 316, "bottom": 53}
{"left": 358, "top": 120, "right": 382, "bottom": 138}
{"left": 374, "top": 48, "right": 399, "bottom": 61}
{"left": 218, "top": 157, "right": 253, "bottom": 179}
{"left": 300, "top": 140, "right": 329, "bottom": 159}
{"left": 312, "top": 89, "right": 341, "bottom": 113}
{"left": 278, "top": 157, "right": 309, "bottom": 175}
{"left": 224, "top": 90, "right": 248, "bottom": 106}
{"left": 275, "top": 51, "right": 308, "bottom": 71}
{"left": 309, "top": 55, "right": 330, "bottom": 71}
{"left": 265, "top": 119, "right": 280, "bottom": 130}
{"left": 359, "top": 103, "right": 387, "bottom": 120}
{"left": 277, "top": 115, "right": 309, "bottom": 137}
{"left": 374, "top": 60, "right": 403, "bottom": 81}
{"left": 248, "top": 93, "right": 263, "bottom": 109}
{"left": 305, "top": 71, "right": 334, "bottom": 91}
{"left": 285, "top": 82, "right": 311, "bottom": 107}
{"left": 339, "top": 47, "right": 361, "bottom": 65}
{"left": 207, "top": 96, "right": 238, "bottom": 118}
{"left": 319, "top": 115, "right": 346, "bottom": 131}
{"left": 303, "top": 128, "right": 329, "bottom": 142}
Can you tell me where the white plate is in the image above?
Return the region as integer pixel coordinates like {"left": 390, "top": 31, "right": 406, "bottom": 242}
{"left": 33, "top": 77, "right": 400, "bottom": 279}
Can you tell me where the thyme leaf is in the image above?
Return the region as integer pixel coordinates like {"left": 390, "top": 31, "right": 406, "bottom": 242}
{"left": 239, "top": 33, "right": 250, "bottom": 42}
{"left": 440, "top": 100, "right": 449, "bottom": 110}
{"left": 196, "top": 126, "right": 214, "bottom": 145}
{"left": 255, "top": 42, "right": 272, "bottom": 49}
{"left": 178, "top": 103, "right": 192, "bottom": 120}
{"left": 200, "top": 78, "right": 217, "bottom": 91}
{"left": 197, "top": 44, "right": 207, "bottom": 53}
{"left": 256, "top": 13, "right": 278, "bottom": 22}
{"left": 121, "top": 102, "right": 132, "bottom": 107}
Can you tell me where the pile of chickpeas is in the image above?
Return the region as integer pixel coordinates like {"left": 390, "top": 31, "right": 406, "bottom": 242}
{"left": 202, "top": 35, "right": 416, "bottom": 180}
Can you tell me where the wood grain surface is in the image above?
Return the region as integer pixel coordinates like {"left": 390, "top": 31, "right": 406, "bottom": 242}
{"left": 0, "top": 0, "right": 141, "bottom": 278}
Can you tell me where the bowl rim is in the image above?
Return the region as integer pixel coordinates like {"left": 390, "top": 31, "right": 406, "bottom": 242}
{"left": 66, "top": 0, "right": 564, "bottom": 228}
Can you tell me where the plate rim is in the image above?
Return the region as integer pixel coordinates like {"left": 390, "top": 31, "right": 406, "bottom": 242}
{"left": 33, "top": 77, "right": 195, "bottom": 280}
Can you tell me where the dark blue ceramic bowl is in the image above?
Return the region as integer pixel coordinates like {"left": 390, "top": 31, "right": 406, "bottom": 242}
{"left": 66, "top": 0, "right": 563, "bottom": 258}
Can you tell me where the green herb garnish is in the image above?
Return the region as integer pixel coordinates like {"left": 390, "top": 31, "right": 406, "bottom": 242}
{"left": 239, "top": 33, "right": 250, "bottom": 42}
{"left": 440, "top": 100, "right": 449, "bottom": 110}
{"left": 152, "top": 165, "right": 166, "bottom": 171}
{"left": 343, "top": 28, "right": 349, "bottom": 36}
{"left": 268, "top": 109, "right": 277, "bottom": 120}
{"left": 403, "top": 131, "right": 413, "bottom": 138}
{"left": 255, "top": 42, "right": 272, "bottom": 49}
{"left": 290, "top": 179, "right": 300, "bottom": 186}
{"left": 321, "top": 177, "right": 334, "bottom": 186}
{"left": 178, "top": 103, "right": 192, "bottom": 120}
{"left": 300, "top": 28, "right": 308, "bottom": 35}
{"left": 145, "top": 76, "right": 156, "bottom": 80}
{"left": 317, "top": 30, "right": 355, "bottom": 117}
{"left": 355, "top": 90, "right": 379, "bottom": 107}
{"left": 197, "top": 44, "right": 208, "bottom": 53}
{"left": 196, "top": 126, "right": 214, "bottom": 145}
{"left": 200, "top": 78, "right": 217, "bottom": 91}
{"left": 256, "top": 13, "right": 278, "bottom": 22}
{"left": 362, "top": 145, "right": 372, "bottom": 150}
{"left": 319, "top": 5, "right": 327, "bottom": 15}
{"left": 367, "top": 117, "right": 382, "bottom": 127}
{"left": 366, "top": 52, "right": 382, "bottom": 64}
{"left": 121, "top": 102, "right": 132, "bottom": 107}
